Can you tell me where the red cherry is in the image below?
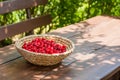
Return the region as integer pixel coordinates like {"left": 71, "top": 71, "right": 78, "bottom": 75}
{"left": 22, "top": 37, "right": 66, "bottom": 54}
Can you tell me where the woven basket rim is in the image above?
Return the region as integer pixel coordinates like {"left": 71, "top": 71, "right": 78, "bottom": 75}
{"left": 15, "top": 34, "right": 74, "bottom": 56}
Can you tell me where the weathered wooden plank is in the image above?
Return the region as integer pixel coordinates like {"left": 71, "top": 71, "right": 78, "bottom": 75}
{"left": 0, "top": 14, "right": 52, "bottom": 40}
{"left": 0, "top": 48, "right": 77, "bottom": 80}
{"left": 0, "top": 57, "right": 61, "bottom": 80}
{"left": 0, "top": 44, "right": 21, "bottom": 65}
{"left": 0, "top": 0, "right": 48, "bottom": 14}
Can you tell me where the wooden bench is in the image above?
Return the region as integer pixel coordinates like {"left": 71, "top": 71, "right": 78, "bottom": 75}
{"left": 0, "top": 0, "right": 120, "bottom": 80}
{"left": 0, "top": 0, "right": 52, "bottom": 41}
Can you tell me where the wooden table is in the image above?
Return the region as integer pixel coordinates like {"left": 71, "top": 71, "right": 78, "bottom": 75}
{"left": 0, "top": 16, "right": 120, "bottom": 80}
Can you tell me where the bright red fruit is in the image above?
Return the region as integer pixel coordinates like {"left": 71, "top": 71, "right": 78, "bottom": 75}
{"left": 22, "top": 38, "right": 66, "bottom": 54}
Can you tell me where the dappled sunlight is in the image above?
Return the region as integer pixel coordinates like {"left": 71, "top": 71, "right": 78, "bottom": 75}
{"left": 106, "top": 46, "right": 120, "bottom": 52}
{"left": 102, "top": 60, "right": 116, "bottom": 65}
{"left": 0, "top": 44, "right": 21, "bottom": 64}
{"left": 1, "top": 28, "right": 120, "bottom": 80}
{"left": 33, "top": 0, "right": 37, "bottom": 6}
{"left": 85, "top": 61, "right": 96, "bottom": 66}
{"left": 65, "top": 76, "right": 72, "bottom": 80}
{"left": 0, "top": 10, "right": 120, "bottom": 80}
{"left": 72, "top": 40, "right": 104, "bottom": 55}
{"left": 0, "top": 2, "right": 3, "bottom": 7}
{"left": 0, "top": 57, "right": 62, "bottom": 80}
{"left": 39, "top": 38, "right": 120, "bottom": 79}
{"left": 49, "top": 21, "right": 90, "bottom": 38}
{"left": 33, "top": 74, "right": 45, "bottom": 80}
{"left": 4, "top": 27, "right": 8, "bottom": 34}
{"left": 72, "top": 53, "right": 96, "bottom": 61}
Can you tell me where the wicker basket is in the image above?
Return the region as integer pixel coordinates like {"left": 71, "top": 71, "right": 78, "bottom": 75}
{"left": 15, "top": 35, "right": 74, "bottom": 66}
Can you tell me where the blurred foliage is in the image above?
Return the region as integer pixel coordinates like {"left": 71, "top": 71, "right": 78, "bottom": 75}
{"left": 0, "top": 0, "right": 120, "bottom": 47}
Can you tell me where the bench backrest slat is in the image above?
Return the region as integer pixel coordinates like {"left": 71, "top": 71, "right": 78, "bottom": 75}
{"left": 0, "top": 0, "right": 48, "bottom": 14}
{"left": 0, "top": 15, "right": 51, "bottom": 41}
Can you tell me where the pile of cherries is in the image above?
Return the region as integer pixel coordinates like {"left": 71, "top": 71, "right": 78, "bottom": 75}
{"left": 22, "top": 37, "right": 66, "bottom": 54}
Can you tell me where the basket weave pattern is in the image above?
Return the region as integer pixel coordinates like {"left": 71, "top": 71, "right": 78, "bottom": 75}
{"left": 15, "top": 35, "right": 74, "bottom": 66}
